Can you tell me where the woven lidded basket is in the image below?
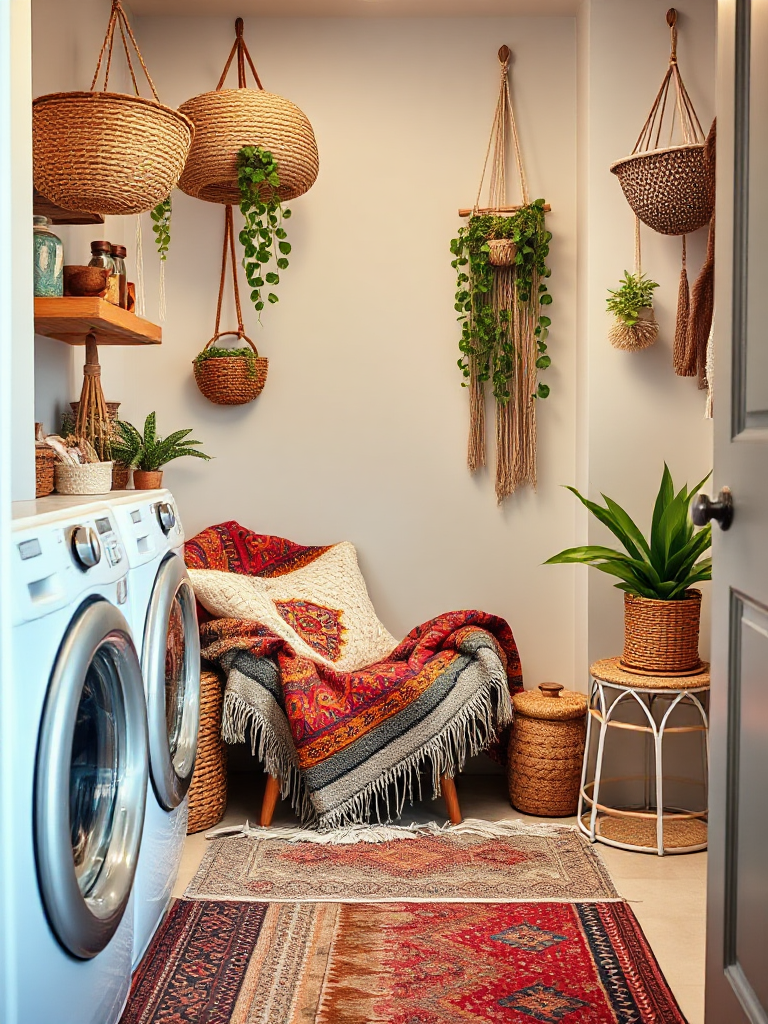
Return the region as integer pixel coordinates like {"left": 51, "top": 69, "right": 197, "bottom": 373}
{"left": 508, "top": 683, "right": 587, "bottom": 817}
{"left": 178, "top": 89, "right": 318, "bottom": 205}
{"left": 35, "top": 445, "right": 55, "bottom": 497}
{"left": 622, "top": 590, "right": 702, "bottom": 674}
{"left": 487, "top": 238, "right": 518, "bottom": 266}
{"left": 54, "top": 461, "right": 113, "bottom": 496}
{"left": 610, "top": 144, "right": 714, "bottom": 236}
{"left": 187, "top": 668, "right": 228, "bottom": 834}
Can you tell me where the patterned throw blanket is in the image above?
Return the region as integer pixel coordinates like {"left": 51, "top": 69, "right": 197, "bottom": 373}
{"left": 185, "top": 522, "right": 523, "bottom": 829}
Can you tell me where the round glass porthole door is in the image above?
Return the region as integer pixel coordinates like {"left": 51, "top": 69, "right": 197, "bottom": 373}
{"left": 35, "top": 598, "right": 148, "bottom": 959}
{"left": 143, "top": 554, "right": 200, "bottom": 811}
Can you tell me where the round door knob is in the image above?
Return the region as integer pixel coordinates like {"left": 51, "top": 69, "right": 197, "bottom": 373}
{"left": 71, "top": 525, "right": 101, "bottom": 569}
{"left": 156, "top": 502, "right": 176, "bottom": 535}
{"left": 691, "top": 487, "right": 734, "bottom": 531}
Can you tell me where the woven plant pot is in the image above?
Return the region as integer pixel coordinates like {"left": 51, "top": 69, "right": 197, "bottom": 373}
{"left": 508, "top": 683, "right": 587, "bottom": 817}
{"left": 33, "top": 93, "right": 193, "bottom": 216}
{"left": 610, "top": 144, "right": 715, "bottom": 236}
{"left": 622, "top": 590, "right": 702, "bottom": 674}
{"left": 54, "top": 461, "right": 113, "bottom": 495}
{"left": 487, "top": 238, "right": 518, "bottom": 267}
{"left": 178, "top": 89, "right": 318, "bottom": 205}
{"left": 133, "top": 469, "right": 163, "bottom": 490}
{"left": 187, "top": 669, "right": 228, "bottom": 834}
{"left": 112, "top": 464, "right": 132, "bottom": 490}
{"left": 194, "top": 332, "right": 269, "bottom": 406}
{"left": 35, "top": 445, "right": 55, "bottom": 497}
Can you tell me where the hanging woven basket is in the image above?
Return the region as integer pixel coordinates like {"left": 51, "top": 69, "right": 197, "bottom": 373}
{"left": 610, "top": 9, "right": 714, "bottom": 236}
{"left": 178, "top": 19, "right": 318, "bottom": 205}
{"left": 32, "top": 2, "right": 193, "bottom": 216}
{"left": 194, "top": 205, "right": 269, "bottom": 406}
{"left": 487, "top": 238, "right": 518, "bottom": 267}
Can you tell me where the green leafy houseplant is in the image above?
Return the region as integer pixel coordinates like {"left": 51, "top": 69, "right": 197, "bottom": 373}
{"left": 606, "top": 271, "right": 660, "bottom": 327}
{"left": 545, "top": 464, "right": 712, "bottom": 600}
{"left": 194, "top": 346, "right": 260, "bottom": 378}
{"left": 112, "top": 413, "right": 211, "bottom": 472}
{"left": 237, "top": 145, "right": 292, "bottom": 315}
{"left": 151, "top": 196, "right": 172, "bottom": 260}
{"left": 450, "top": 200, "right": 553, "bottom": 402}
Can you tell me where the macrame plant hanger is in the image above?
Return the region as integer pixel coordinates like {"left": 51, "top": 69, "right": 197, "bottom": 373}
{"left": 609, "top": 217, "right": 659, "bottom": 352}
{"left": 462, "top": 46, "right": 548, "bottom": 503}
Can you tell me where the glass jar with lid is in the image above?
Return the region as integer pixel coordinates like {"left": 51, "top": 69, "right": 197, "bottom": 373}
{"left": 109, "top": 244, "right": 128, "bottom": 309}
{"left": 89, "top": 241, "right": 119, "bottom": 305}
{"left": 33, "top": 216, "right": 64, "bottom": 297}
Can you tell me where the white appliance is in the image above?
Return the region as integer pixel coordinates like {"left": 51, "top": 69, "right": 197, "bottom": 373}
{"left": 107, "top": 490, "right": 200, "bottom": 968}
{"left": 4, "top": 500, "right": 148, "bottom": 1024}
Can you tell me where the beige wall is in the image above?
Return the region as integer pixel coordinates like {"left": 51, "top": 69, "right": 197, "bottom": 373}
{"left": 29, "top": 1, "right": 715, "bottom": 690}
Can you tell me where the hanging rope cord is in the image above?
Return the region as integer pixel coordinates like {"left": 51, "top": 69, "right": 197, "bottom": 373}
{"left": 203, "top": 205, "right": 260, "bottom": 355}
{"left": 90, "top": 0, "right": 159, "bottom": 98}
{"left": 633, "top": 9, "right": 705, "bottom": 153}
{"left": 216, "top": 17, "right": 263, "bottom": 90}
{"left": 474, "top": 48, "right": 529, "bottom": 212}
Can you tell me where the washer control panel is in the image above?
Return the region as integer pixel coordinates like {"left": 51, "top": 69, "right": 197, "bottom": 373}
{"left": 93, "top": 514, "right": 124, "bottom": 568}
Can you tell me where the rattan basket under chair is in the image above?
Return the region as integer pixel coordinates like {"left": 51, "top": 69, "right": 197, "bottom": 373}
{"left": 178, "top": 18, "right": 318, "bottom": 206}
{"left": 187, "top": 668, "right": 228, "bottom": 834}
{"left": 32, "top": 2, "right": 192, "bottom": 216}
{"left": 508, "top": 683, "right": 588, "bottom": 817}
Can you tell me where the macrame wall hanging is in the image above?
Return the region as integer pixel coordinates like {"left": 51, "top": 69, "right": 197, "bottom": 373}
{"left": 451, "top": 46, "right": 552, "bottom": 504}
{"left": 610, "top": 9, "right": 715, "bottom": 388}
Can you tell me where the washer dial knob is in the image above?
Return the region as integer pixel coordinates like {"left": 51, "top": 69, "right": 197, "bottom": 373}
{"left": 157, "top": 502, "right": 176, "bottom": 535}
{"left": 71, "top": 525, "right": 101, "bottom": 570}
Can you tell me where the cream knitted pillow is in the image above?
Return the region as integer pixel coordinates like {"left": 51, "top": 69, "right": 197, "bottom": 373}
{"left": 190, "top": 541, "right": 397, "bottom": 672}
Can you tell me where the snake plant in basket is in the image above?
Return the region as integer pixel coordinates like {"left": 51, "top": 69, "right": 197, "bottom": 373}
{"left": 113, "top": 413, "right": 211, "bottom": 490}
{"left": 546, "top": 465, "right": 712, "bottom": 674}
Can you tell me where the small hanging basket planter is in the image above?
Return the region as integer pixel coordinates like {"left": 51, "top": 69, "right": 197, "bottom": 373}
{"left": 32, "top": 1, "right": 193, "bottom": 216}
{"left": 178, "top": 19, "right": 318, "bottom": 205}
{"left": 486, "top": 238, "right": 518, "bottom": 267}
{"left": 609, "top": 9, "right": 714, "bottom": 236}
{"left": 194, "top": 205, "right": 269, "bottom": 407}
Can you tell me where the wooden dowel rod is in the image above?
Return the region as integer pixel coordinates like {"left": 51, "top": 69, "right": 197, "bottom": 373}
{"left": 458, "top": 204, "right": 551, "bottom": 217}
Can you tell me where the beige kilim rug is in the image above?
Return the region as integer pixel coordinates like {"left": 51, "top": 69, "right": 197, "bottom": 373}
{"left": 184, "top": 821, "right": 619, "bottom": 903}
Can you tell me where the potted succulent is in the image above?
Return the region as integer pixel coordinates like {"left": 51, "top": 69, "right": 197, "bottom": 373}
{"left": 546, "top": 465, "right": 712, "bottom": 674}
{"left": 606, "top": 271, "right": 660, "bottom": 351}
{"left": 113, "top": 412, "right": 211, "bottom": 489}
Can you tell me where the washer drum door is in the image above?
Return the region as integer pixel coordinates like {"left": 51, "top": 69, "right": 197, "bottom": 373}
{"left": 143, "top": 553, "right": 201, "bottom": 811}
{"left": 35, "top": 597, "right": 149, "bottom": 960}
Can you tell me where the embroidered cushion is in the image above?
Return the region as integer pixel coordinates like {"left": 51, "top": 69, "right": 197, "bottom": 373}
{"left": 189, "top": 541, "right": 397, "bottom": 672}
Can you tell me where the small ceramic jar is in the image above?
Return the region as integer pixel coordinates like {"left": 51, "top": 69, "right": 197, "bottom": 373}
{"left": 33, "top": 215, "right": 64, "bottom": 297}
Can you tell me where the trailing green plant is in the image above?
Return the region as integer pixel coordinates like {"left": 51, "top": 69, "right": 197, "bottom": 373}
{"left": 151, "top": 195, "right": 172, "bottom": 260}
{"left": 237, "top": 145, "right": 292, "bottom": 316}
{"left": 545, "top": 464, "right": 712, "bottom": 600}
{"left": 194, "top": 346, "right": 259, "bottom": 378}
{"left": 450, "top": 199, "right": 552, "bottom": 402}
{"left": 112, "top": 412, "right": 211, "bottom": 472}
{"left": 606, "top": 271, "right": 659, "bottom": 327}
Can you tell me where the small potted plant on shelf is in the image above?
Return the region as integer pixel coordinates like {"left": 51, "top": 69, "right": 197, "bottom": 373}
{"left": 606, "top": 271, "right": 660, "bottom": 351}
{"left": 546, "top": 464, "right": 712, "bottom": 675}
{"left": 113, "top": 412, "right": 211, "bottom": 489}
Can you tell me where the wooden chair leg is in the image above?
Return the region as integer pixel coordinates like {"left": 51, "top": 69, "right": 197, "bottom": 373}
{"left": 441, "top": 775, "right": 463, "bottom": 825}
{"left": 260, "top": 774, "right": 281, "bottom": 827}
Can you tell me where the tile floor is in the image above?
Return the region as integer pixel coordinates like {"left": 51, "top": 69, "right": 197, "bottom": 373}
{"left": 176, "top": 771, "right": 707, "bottom": 1024}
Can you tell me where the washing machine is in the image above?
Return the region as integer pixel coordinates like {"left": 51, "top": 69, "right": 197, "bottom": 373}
{"left": 3, "top": 500, "right": 148, "bottom": 1024}
{"left": 106, "top": 490, "right": 200, "bottom": 968}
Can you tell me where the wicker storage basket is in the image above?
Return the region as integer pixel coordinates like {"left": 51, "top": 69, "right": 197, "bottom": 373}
{"left": 622, "top": 590, "right": 702, "bottom": 674}
{"left": 187, "top": 668, "right": 228, "bottom": 834}
{"left": 487, "top": 238, "right": 518, "bottom": 266}
{"left": 508, "top": 683, "right": 587, "bottom": 817}
{"left": 112, "top": 465, "right": 132, "bottom": 490}
{"left": 54, "top": 461, "right": 113, "bottom": 496}
{"left": 610, "top": 144, "right": 714, "bottom": 236}
{"left": 178, "top": 89, "right": 318, "bottom": 205}
{"left": 35, "top": 445, "right": 56, "bottom": 497}
{"left": 194, "top": 349, "right": 269, "bottom": 405}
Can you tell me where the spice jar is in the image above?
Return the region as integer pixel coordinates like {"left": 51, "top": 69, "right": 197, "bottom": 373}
{"left": 109, "top": 244, "right": 128, "bottom": 308}
{"left": 89, "top": 241, "right": 119, "bottom": 305}
{"left": 33, "top": 216, "right": 64, "bottom": 297}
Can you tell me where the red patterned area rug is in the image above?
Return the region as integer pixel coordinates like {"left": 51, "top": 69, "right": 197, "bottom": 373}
{"left": 184, "top": 827, "right": 619, "bottom": 903}
{"left": 121, "top": 900, "right": 685, "bottom": 1024}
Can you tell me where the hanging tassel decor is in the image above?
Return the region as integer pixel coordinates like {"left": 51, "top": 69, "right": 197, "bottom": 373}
{"left": 673, "top": 235, "right": 694, "bottom": 375}
{"left": 451, "top": 46, "right": 552, "bottom": 503}
{"left": 607, "top": 217, "right": 659, "bottom": 351}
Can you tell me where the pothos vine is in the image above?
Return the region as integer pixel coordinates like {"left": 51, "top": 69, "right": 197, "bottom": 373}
{"left": 237, "top": 145, "right": 292, "bottom": 315}
{"left": 450, "top": 199, "right": 552, "bottom": 401}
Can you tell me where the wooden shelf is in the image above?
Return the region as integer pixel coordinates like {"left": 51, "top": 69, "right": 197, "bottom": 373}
{"left": 33, "top": 189, "right": 105, "bottom": 226}
{"left": 34, "top": 297, "right": 162, "bottom": 346}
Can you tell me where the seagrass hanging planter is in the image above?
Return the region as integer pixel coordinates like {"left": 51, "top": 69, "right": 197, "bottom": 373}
{"left": 178, "top": 18, "right": 318, "bottom": 205}
{"left": 194, "top": 205, "right": 268, "bottom": 406}
{"left": 32, "top": 0, "right": 193, "bottom": 216}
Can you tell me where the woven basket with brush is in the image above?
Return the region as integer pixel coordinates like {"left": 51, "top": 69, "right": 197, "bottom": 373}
{"left": 32, "top": 1, "right": 192, "bottom": 215}
{"left": 187, "top": 668, "right": 228, "bottom": 834}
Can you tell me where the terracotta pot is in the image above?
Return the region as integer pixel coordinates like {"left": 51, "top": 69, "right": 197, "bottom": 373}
{"left": 622, "top": 590, "right": 702, "bottom": 674}
{"left": 133, "top": 469, "right": 164, "bottom": 490}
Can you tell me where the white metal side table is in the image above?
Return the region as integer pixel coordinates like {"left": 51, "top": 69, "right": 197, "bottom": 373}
{"left": 578, "top": 657, "right": 709, "bottom": 856}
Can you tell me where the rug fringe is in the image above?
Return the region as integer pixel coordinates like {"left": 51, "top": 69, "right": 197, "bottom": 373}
{"left": 206, "top": 816, "right": 574, "bottom": 846}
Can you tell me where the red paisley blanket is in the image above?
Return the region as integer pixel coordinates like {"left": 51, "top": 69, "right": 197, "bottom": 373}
{"left": 185, "top": 522, "right": 523, "bottom": 828}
